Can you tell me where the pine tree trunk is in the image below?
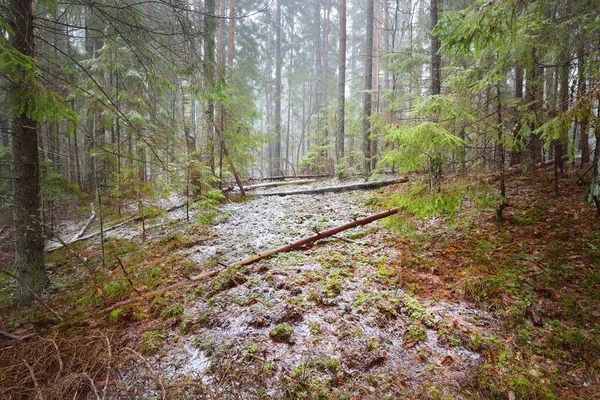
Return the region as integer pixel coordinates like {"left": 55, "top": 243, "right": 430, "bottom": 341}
{"left": 228, "top": 0, "right": 235, "bottom": 66}
{"left": 577, "top": 39, "right": 589, "bottom": 165}
{"left": 525, "top": 49, "right": 543, "bottom": 166}
{"left": 9, "top": 0, "right": 47, "bottom": 301}
{"left": 429, "top": 0, "right": 442, "bottom": 192}
{"left": 273, "top": 0, "right": 282, "bottom": 174}
{"left": 588, "top": 95, "right": 600, "bottom": 207}
{"left": 336, "top": 0, "right": 347, "bottom": 174}
{"left": 203, "top": 0, "right": 217, "bottom": 173}
{"left": 430, "top": 0, "right": 441, "bottom": 96}
{"left": 510, "top": 64, "right": 524, "bottom": 166}
{"left": 362, "top": 0, "right": 374, "bottom": 176}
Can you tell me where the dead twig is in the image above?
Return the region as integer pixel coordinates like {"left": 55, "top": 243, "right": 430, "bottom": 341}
{"left": 0, "top": 330, "right": 35, "bottom": 341}
{"left": 45, "top": 226, "right": 109, "bottom": 305}
{"left": 115, "top": 256, "right": 142, "bottom": 296}
{"left": 122, "top": 348, "right": 166, "bottom": 400}
{"left": 101, "top": 334, "right": 111, "bottom": 400}
{"left": 47, "top": 337, "right": 63, "bottom": 381}
{"left": 0, "top": 270, "right": 63, "bottom": 321}
{"left": 23, "top": 359, "right": 45, "bottom": 400}
{"left": 79, "top": 373, "right": 101, "bottom": 400}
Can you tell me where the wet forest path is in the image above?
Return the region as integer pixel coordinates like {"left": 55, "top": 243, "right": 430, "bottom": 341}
{"left": 130, "top": 179, "right": 497, "bottom": 398}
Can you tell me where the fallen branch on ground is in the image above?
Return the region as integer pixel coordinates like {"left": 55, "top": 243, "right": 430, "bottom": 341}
{"left": 0, "top": 330, "right": 35, "bottom": 341}
{"left": 238, "top": 179, "right": 317, "bottom": 191}
{"left": 257, "top": 174, "right": 331, "bottom": 181}
{"left": 261, "top": 177, "right": 408, "bottom": 197}
{"left": 46, "top": 203, "right": 186, "bottom": 252}
{"left": 103, "top": 208, "right": 400, "bottom": 312}
{"left": 235, "top": 207, "right": 400, "bottom": 266}
{"left": 0, "top": 270, "right": 63, "bottom": 321}
{"left": 70, "top": 207, "right": 96, "bottom": 242}
{"left": 46, "top": 227, "right": 110, "bottom": 305}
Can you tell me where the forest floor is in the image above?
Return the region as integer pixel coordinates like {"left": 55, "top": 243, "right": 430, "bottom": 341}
{"left": 0, "top": 167, "right": 599, "bottom": 399}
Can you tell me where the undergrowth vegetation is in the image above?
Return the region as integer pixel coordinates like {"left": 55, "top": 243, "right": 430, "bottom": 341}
{"left": 381, "top": 171, "right": 600, "bottom": 399}
{"left": 0, "top": 170, "right": 598, "bottom": 399}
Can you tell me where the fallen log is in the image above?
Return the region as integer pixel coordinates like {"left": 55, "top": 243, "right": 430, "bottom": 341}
{"left": 46, "top": 203, "right": 186, "bottom": 252}
{"left": 240, "top": 179, "right": 317, "bottom": 191}
{"left": 70, "top": 209, "right": 96, "bottom": 242}
{"left": 258, "top": 174, "right": 332, "bottom": 181}
{"left": 236, "top": 207, "right": 400, "bottom": 266}
{"left": 103, "top": 207, "right": 400, "bottom": 313}
{"left": 261, "top": 177, "right": 408, "bottom": 197}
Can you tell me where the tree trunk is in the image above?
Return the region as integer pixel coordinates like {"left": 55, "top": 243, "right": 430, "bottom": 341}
{"left": 429, "top": 0, "right": 442, "bottom": 192}
{"left": 336, "top": 0, "right": 347, "bottom": 174}
{"left": 510, "top": 64, "right": 524, "bottom": 166}
{"left": 262, "top": 177, "right": 408, "bottom": 197}
{"left": 430, "top": 0, "right": 441, "bottom": 96}
{"left": 203, "top": 0, "right": 217, "bottom": 173}
{"left": 362, "top": 0, "right": 375, "bottom": 176}
{"left": 525, "top": 49, "right": 543, "bottom": 166}
{"left": 9, "top": 0, "right": 47, "bottom": 301}
{"left": 577, "top": 38, "right": 589, "bottom": 165}
{"left": 285, "top": 13, "right": 294, "bottom": 174}
{"left": 228, "top": 0, "right": 235, "bottom": 67}
{"left": 587, "top": 95, "right": 600, "bottom": 206}
{"left": 272, "top": 0, "right": 282, "bottom": 173}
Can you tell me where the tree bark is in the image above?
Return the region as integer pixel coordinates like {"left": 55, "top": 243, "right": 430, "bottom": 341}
{"left": 203, "top": 0, "right": 217, "bottom": 173}
{"left": 262, "top": 177, "right": 408, "bottom": 197}
{"left": 336, "top": 0, "right": 347, "bottom": 174}
{"left": 576, "top": 38, "right": 589, "bottom": 165}
{"left": 9, "top": 0, "right": 47, "bottom": 301}
{"left": 362, "top": 0, "right": 375, "bottom": 176}
{"left": 272, "top": 0, "right": 282, "bottom": 173}
{"left": 430, "top": 0, "right": 442, "bottom": 96}
{"left": 525, "top": 49, "right": 543, "bottom": 165}
{"left": 228, "top": 0, "right": 236, "bottom": 67}
{"left": 510, "top": 64, "right": 524, "bottom": 166}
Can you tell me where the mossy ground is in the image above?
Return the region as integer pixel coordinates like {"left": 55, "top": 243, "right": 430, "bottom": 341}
{"left": 0, "top": 171, "right": 598, "bottom": 399}
{"left": 381, "top": 169, "right": 600, "bottom": 399}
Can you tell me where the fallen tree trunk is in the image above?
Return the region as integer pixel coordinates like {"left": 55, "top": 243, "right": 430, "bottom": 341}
{"left": 236, "top": 207, "right": 400, "bottom": 266}
{"left": 258, "top": 174, "right": 331, "bottom": 181}
{"left": 239, "top": 179, "right": 317, "bottom": 191}
{"left": 46, "top": 203, "right": 186, "bottom": 252}
{"left": 261, "top": 177, "right": 408, "bottom": 197}
{"left": 103, "top": 207, "right": 400, "bottom": 313}
{"left": 70, "top": 209, "right": 96, "bottom": 242}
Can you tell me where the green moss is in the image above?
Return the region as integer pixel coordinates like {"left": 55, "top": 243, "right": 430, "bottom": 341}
{"left": 141, "top": 329, "right": 167, "bottom": 354}
{"left": 309, "top": 321, "right": 322, "bottom": 335}
{"left": 404, "top": 295, "right": 435, "bottom": 328}
{"left": 270, "top": 323, "right": 294, "bottom": 343}
{"left": 109, "top": 307, "right": 126, "bottom": 324}
{"left": 405, "top": 323, "right": 427, "bottom": 344}
{"left": 160, "top": 302, "right": 184, "bottom": 320}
